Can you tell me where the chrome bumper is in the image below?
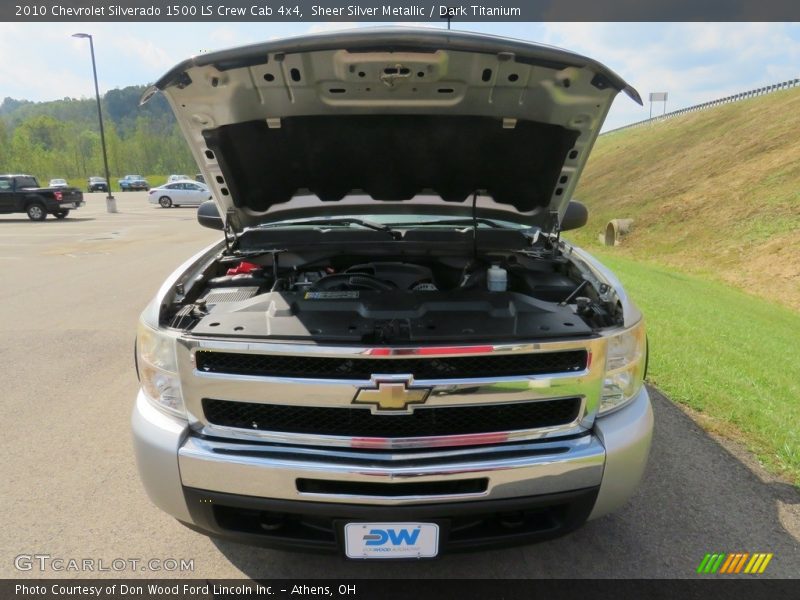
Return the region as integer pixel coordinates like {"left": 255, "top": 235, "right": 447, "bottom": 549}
{"left": 132, "top": 387, "right": 652, "bottom": 516}
{"left": 178, "top": 432, "right": 605, "bottom": 506}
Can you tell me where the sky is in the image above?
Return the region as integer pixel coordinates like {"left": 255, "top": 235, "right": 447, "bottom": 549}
{"left": 1, "top": 21, "right": 799, "bottom": 130}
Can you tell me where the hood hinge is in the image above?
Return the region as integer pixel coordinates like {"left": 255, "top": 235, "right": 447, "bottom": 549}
{"left": 547, "top": 210, "right": 562, "bottom": 257}
{"left": 223, "top": 208, "right": 240, "bottom": 253}
{"left": 547, "top": 210, "right": 561, "bottom": 236}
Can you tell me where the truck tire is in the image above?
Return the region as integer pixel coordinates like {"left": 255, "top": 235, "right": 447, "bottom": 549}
{"left": 54, "top": 210, "right": 70, "bottom": 219}
{"left": 26, "top": 202, "right": 47, "bottom": 221}
{"left": 159, "top": 196, "right": 173, "bottom": 208}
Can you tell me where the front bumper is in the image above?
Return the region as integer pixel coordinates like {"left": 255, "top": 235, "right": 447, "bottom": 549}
{"left": 181, "top": 486, "right": 600, "bottom": 553}
{"left": 132, "top": 387, "right": 653, "bottom": 552}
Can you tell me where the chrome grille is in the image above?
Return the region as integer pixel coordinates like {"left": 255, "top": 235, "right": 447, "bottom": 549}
{"left": 195, "top": 350, "right": 588, "bottom": 380}
{"left": 202, "top": 397, "right": 582, "bottom": 439}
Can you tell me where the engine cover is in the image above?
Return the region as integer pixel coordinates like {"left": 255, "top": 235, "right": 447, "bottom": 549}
{"left": 190, "top": 289, "right": 592, "bottom": 343}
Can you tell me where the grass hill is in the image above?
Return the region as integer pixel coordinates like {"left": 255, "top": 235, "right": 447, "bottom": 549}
{"left": 573, "top": 87, "right": 800, "bottom": 311}
{"left": 573, "top": 89, "right": 800, "bottom": 484}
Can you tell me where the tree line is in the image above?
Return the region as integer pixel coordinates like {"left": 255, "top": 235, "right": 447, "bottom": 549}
{"left": 0, "top": 85, "right": 196, "bottom": 182}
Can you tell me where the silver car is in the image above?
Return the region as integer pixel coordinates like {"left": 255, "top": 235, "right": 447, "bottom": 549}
{"left": 167, "top": 174, "right": 192, "bottom": 183}
{"left": 148, "top": 181, "right": 212, "bottom": 208}
{"left": 133, "top": 29, "right": 652, "bottom": 558}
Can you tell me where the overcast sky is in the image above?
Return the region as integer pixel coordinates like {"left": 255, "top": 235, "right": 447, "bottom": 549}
{"left": 1, "top": 21, "right": 798, "bottom": 130}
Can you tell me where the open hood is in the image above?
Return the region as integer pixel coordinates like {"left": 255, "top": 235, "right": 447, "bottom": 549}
{"left": 146, "top": 28, "right": 640, "bottom": 231}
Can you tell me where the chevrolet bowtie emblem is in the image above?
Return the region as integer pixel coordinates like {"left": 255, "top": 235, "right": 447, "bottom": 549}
{"left": 353, "top": 382, "right": 431, "bottom": 411}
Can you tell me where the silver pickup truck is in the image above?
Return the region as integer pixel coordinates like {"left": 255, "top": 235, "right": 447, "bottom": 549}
{"left": 133, "top": 28, "right": 652, "bottom": 559}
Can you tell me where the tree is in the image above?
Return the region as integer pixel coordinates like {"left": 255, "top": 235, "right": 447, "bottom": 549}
{"left": 16, "top": 115, "right": 66, "bottom": 151}
{"left": 74, "top": 130, "right": 99, "bottom": 176}
{"left": 1, "top": 86, "right": 196, "bottom": 181}
{"left": 0, "top": 118, "right": 9, "bottom": 169}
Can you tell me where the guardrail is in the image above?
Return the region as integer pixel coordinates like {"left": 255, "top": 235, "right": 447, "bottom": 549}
{"left": 603, "top": 77, "right": 800, "bottom": 135}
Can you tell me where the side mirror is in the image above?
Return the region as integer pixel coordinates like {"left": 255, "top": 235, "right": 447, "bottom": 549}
{"left": 560, "top": 200, "right": 588, "bottom": 232}
{"left": 197, "top": 201, "right": 224, "bottom": 230}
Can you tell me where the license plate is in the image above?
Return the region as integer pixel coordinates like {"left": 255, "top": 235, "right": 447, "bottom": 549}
{"left": 344, "top": 522, "right": 439, "bottom": 559}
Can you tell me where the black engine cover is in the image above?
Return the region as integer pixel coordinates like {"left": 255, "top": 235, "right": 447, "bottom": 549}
{"left": 190, "top": 289, "right": 592, "bottom": 343}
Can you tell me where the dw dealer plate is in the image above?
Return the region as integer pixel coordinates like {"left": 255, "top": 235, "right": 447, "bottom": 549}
{"left": 344, "top": 522, "right": 439, "bottom": 559}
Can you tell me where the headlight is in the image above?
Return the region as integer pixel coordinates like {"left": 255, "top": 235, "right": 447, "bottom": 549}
{"left": 136, "top": 320, "right": 186, "bottom": 419}
{"left": 600, "top": 320, "right": 647, "bottom": 415}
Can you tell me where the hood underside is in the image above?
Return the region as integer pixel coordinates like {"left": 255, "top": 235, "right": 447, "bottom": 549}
{"left": 148, "top": 28, "right": 640, "bottom": 230}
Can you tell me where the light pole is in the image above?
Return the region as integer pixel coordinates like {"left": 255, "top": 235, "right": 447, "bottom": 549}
{"left": 72, "top": 32, "right": 117, "bottom": 213}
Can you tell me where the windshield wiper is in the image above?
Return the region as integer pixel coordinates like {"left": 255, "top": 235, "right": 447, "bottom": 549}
{"left": 255, "top": 218, "right": 400, "bottom": 238}
{"left": 386, "top": 217, "right": 508, "bottom": 229}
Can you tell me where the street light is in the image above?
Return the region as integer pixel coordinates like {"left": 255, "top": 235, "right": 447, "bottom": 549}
{"left": 72, "top": 32, "right": 117, "bottom": 213}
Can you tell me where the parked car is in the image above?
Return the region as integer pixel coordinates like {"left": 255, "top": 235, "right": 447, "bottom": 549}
{"left": 87, "top": 176, "right": 108, "bottom": 192}
{"left": 119, "top": 175, "right": 150, "bottom": 191}
{"left": 167, "top": 174, "right": 192, "bottom": 183}
{"left": 0, "top": 173, "right": 84, "bottom": 220}
{"left": 148, "top": 181, "right": 212, "bottom": 208}
{"left": 49, "top": 178, "right": 68, "bottom": 188}
{"left": 194, "top": 173, "right": 205, "bottom": 184}
{"left": 133, "top": 29, "right": 651, "bottom": 558}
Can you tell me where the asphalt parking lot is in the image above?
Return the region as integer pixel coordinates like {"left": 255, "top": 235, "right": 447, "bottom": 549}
{"left": 1, "top": 192, "right": 798, "bottom": 578}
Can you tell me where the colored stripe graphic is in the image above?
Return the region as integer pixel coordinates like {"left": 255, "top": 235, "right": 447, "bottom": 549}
{"left": 697, "top": 554, "right": 712, "bottom": 573}
{"left": 705, "top": 554, "right": 721, "bottom": 573}
{"left": 722, "top": 553, "right": 738, "bottom": 573}
{"left": 734, "top": 553, "right": 749, "bottom": 573}
{"left": 710, "top": 554, "right": 726, "bottom": 573}
{"left": 719, "top": 554, "right": 736, "bottom": 573}
{"left": 758, "top": 554, "right": 773, "bottom": 573}
{"left": 698, "top": 552, "right": 773, "bottom": 574}
{"left": 745, "top": 554, "right": 761, "bottom": 573}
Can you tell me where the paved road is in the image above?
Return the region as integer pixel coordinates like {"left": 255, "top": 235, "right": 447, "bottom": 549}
{"left": 1, "top": 194, "right": 798, "bottom": 578}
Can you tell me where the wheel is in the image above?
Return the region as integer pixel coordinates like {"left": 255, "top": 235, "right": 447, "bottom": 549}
{"left": 159, "top": 196, "right": 173, "bottom": 208}
{"left": 26, "top": 203, "right": 47, "bottom": 221}
{"left": 54, "top": 210, "right": 70, "bottom": 219}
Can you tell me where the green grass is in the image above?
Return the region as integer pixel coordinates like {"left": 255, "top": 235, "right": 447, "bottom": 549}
{"left": 570, "top": 88, "right": 800, "bottom": 483}
{"left": 591, "top": 250, "right": 800, "bottom": 484}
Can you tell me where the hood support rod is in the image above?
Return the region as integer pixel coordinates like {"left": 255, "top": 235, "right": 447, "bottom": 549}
{"left": 471, "top": 190, "right": 480, "bottom": 260}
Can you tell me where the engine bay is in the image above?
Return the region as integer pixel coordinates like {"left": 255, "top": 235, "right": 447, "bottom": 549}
{"left": 164, "top": 227, "right": 622, "bottom": 344}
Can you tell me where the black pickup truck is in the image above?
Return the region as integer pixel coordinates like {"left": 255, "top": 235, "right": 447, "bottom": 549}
{"left": 0, "top": 174, "right": 85, "bottom": 220}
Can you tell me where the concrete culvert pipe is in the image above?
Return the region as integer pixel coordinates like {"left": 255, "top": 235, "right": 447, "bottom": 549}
{"left": 604, "top": 218, "right": 634, "bottom": 246}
